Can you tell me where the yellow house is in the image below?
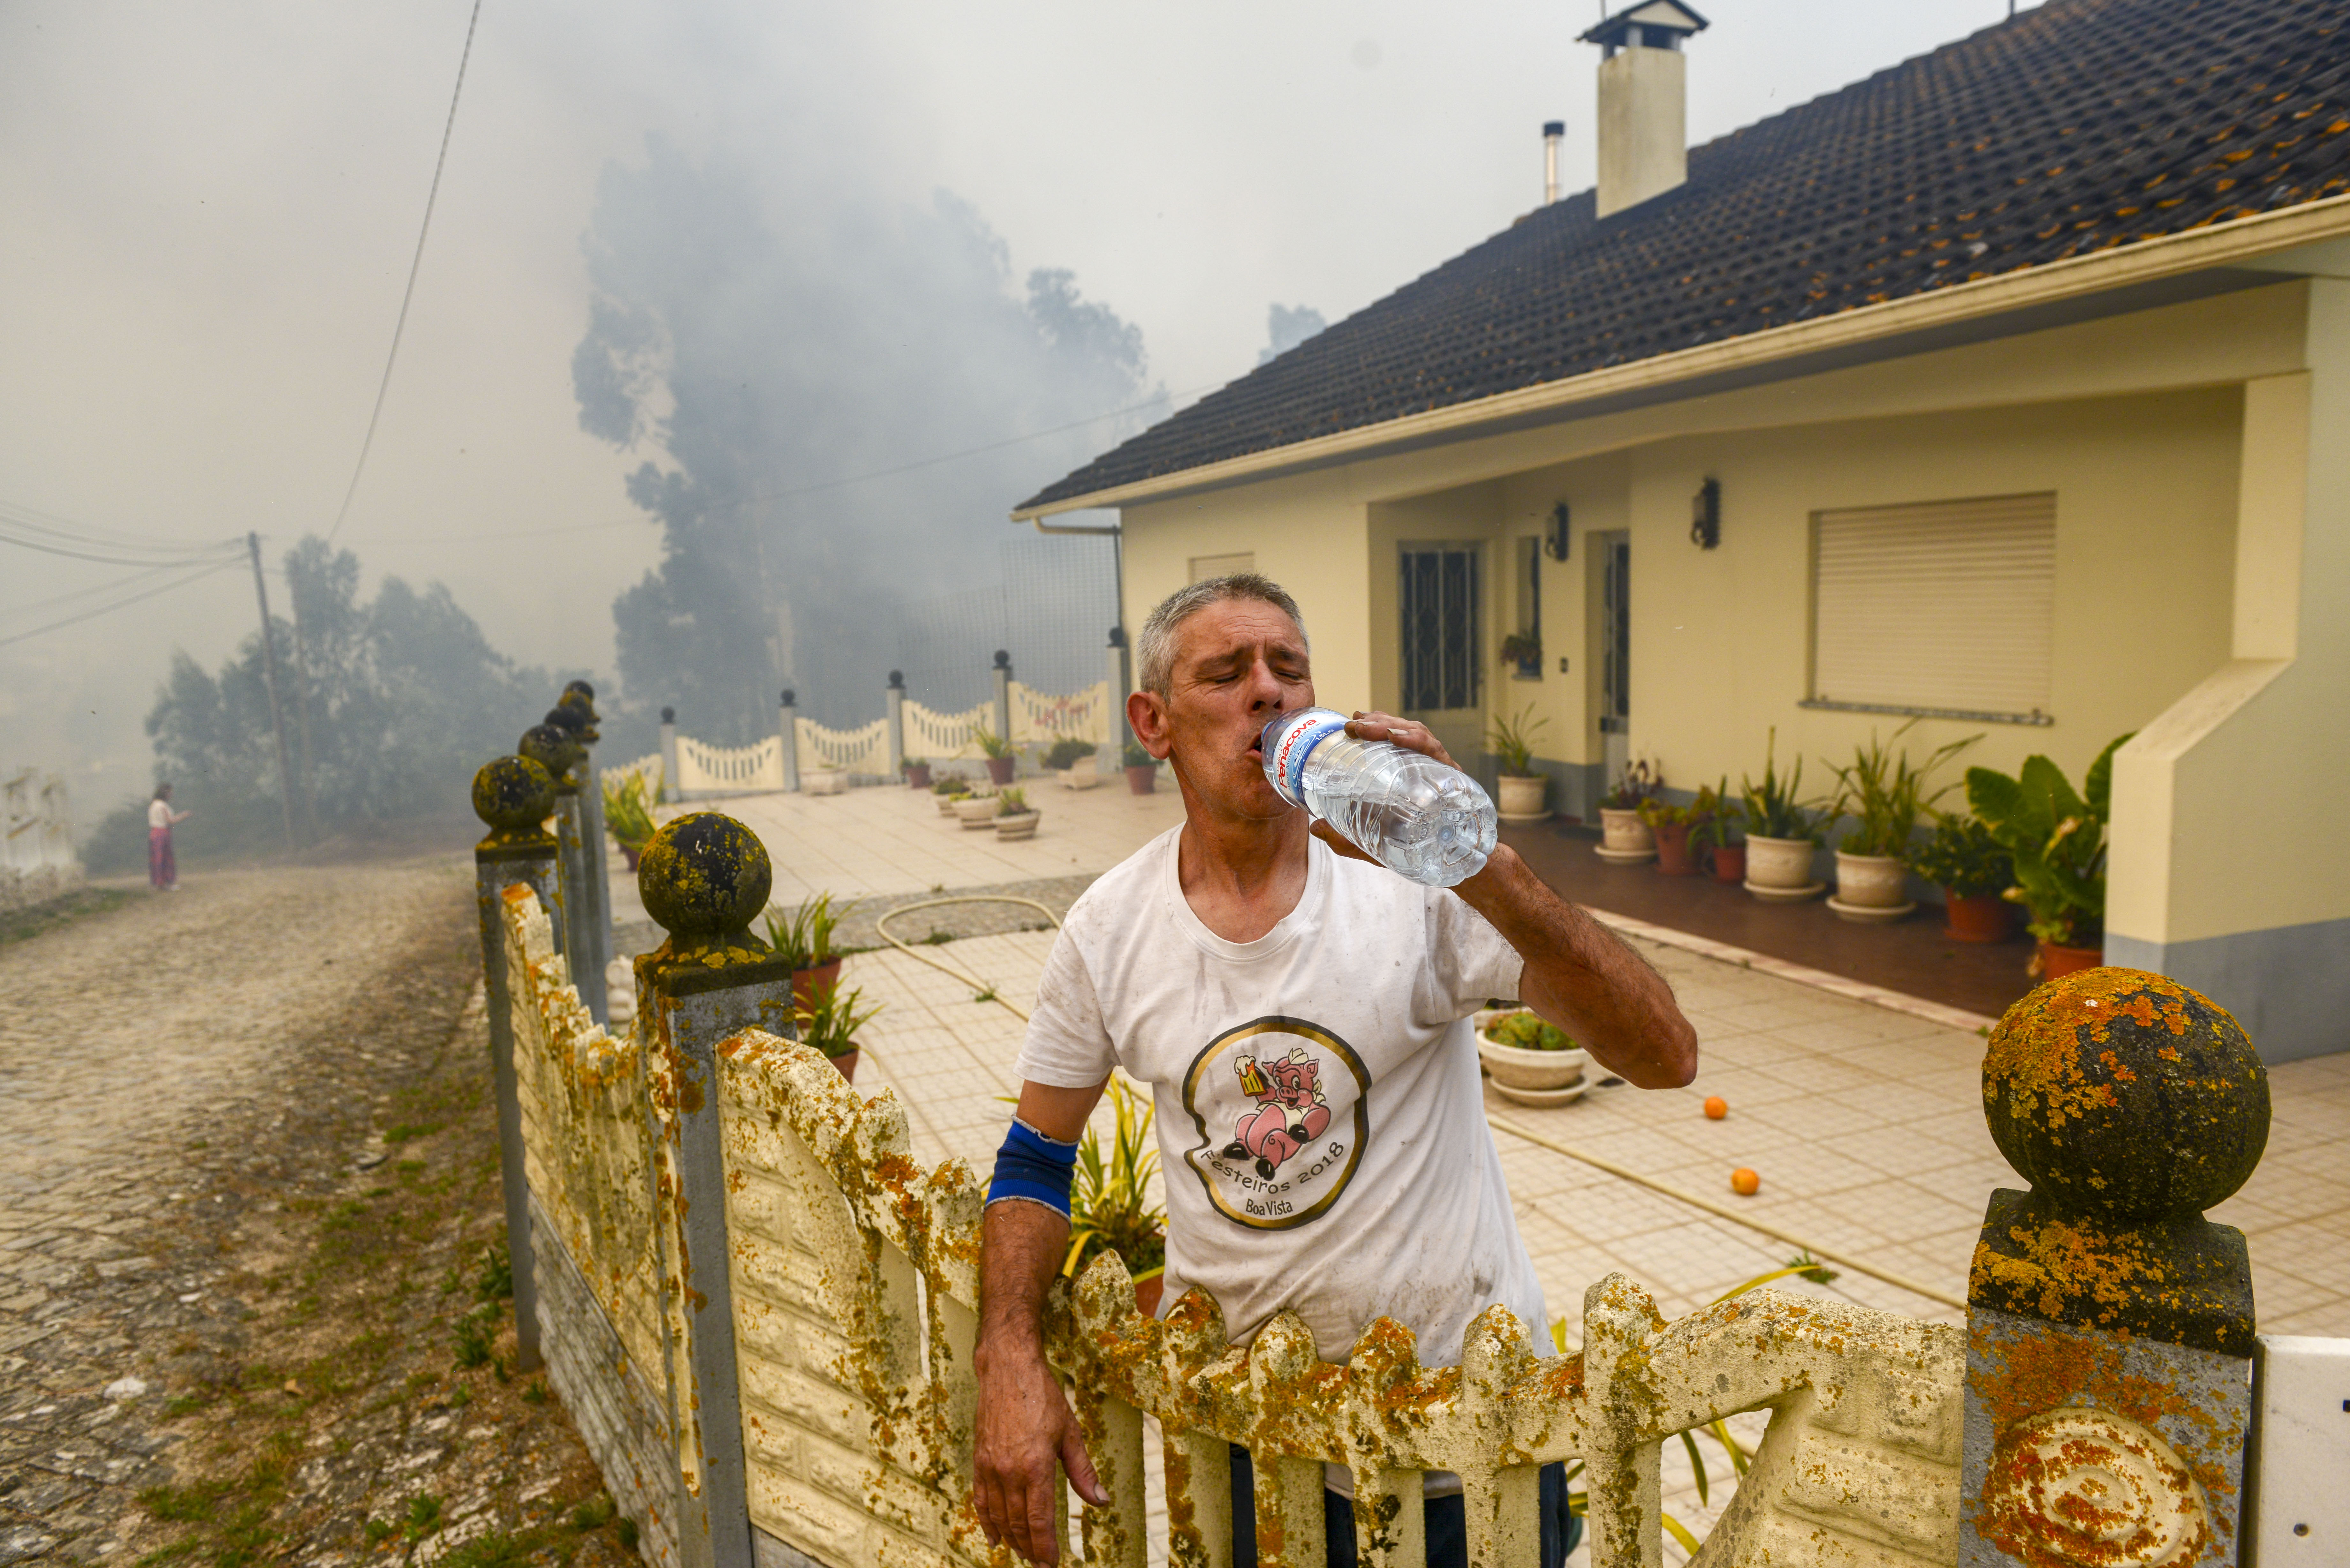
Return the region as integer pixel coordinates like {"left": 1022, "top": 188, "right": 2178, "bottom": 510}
{"left": 1016, "top": 0, "right": 2350, "bottom": 1063}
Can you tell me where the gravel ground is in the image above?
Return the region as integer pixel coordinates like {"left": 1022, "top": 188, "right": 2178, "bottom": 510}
{"left": 0, "top": 861, "right": 634, "bottom": 1565}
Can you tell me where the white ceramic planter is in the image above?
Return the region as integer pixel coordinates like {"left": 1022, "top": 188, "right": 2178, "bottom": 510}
{"left": 1745, "top": 834, "right": 1817, "bottom": 890}
{"left": 1474, "top": 1032, "right": 1590, "bottom": 1091}
{"left": 996, "top": 810, "right": 1042, "bottom": 841}
{"left": 1497, "top": 774, "right": 1549, "bottom": 822}
{"left": 1058, "top": 756, "right": 1100, "bottom": 790}
{"left": 804, "top": 769, "right": 847, "bottom": 796}
{"left": 1598, "top": 808, "right": 1656, "bottom": 861}
{"left": 1834, "top": 851, "right": 1908, "bottom": 908}
{"left": 935, "top": 791, "right": 970, "bottom": 816}
{"left": 953, "top": 795, "right": 1001, "bottom": 828}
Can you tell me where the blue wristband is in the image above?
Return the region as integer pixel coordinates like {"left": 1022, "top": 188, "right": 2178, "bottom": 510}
{"left": 988, "top": 1118, "right": 1079, "bottom": 1217}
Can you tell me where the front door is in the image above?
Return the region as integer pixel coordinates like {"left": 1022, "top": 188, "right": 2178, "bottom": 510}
{"left": 1593, "top": 531, "right": 1631, "bottom": 788}
{"left": 1398, "top": 544, "right": 1483, "bottom": 766}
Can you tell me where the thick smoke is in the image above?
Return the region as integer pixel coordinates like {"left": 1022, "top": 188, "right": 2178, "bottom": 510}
{"left": 571, "top": 138, "right": 1155, "bottom": 741}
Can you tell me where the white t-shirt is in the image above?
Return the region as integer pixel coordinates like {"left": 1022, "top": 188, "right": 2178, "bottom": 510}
{"left": 1015, "top": 825, "right": 1551, "bottom": 1376}
{"left": 148, "top": 799, "right": 172, "bottom": 831}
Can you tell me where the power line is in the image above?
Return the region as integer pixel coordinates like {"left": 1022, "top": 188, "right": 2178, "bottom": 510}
{"left": 0, "top": 496, "right": 227, "bottom": 556}
{"left": 324, "top": 0, "right": 485, "bottom": 544}
{"left": 0, "top": 558, "right": 242, "bottom": 650}
{"left": 0, "top": 527, "right": 241, "bottom": 570}
{"left": 0, "top": 558, "right": 213, "bottom": 622}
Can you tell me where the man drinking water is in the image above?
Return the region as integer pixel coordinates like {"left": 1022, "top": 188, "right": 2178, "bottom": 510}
{"left": 973, "top": 574, "right": 1698, "bottom": 1567}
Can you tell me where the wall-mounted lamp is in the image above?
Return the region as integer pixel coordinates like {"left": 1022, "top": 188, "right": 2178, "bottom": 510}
{"left": 1544, "top": 501, "right": 1572, "bottom": 561}
{"left": 1690, "top": 478, "right": 1721, "bottom": 550}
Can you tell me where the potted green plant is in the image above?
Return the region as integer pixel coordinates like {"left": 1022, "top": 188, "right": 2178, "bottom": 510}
{"left": 1821, "top": 721, "right": 1980, "bottom": 921}
{"left": 1739, "top": 729, "right": 1831, "bottom": 900}
{"left": 1966, "top": 733, "right": 2133, "bottom": 978}
{"left": 602, "top": 771, "right": 659, "bottom": 871}
{"left": 1060, "top": 1078, "right": 1166, "bottom": 1316}
{"left": 972, "top": 724, "right": 1019, "bottom": 787}
{"left": 794, "top": 982, "right": 882, "bottom": 1084}
{"left": 764, "top": 893, "right": 856, "bottom": 1012}
{"left": 933, "top": 774, "right": 973, "bottom": 815}
{"left": 1910, "top": 814, "right": 2019, "bottom": 943}
{"left": 954, "top": 787, "right": 1002, "bottom": 828}
{"left": 1122, "top": 740, "right": 1157, "bottom": 795}
{"left": 902, "top": 756, "right": 933, "bottom": 790}
{"left": 1473, "top": 1007, "right": 1589, "bottom": 1106}
{"left": 994, "top": 786, "right": 1041, "bottom": 841}
{"left": 1636, "top": 795, "right": 1702, "bottom": 876}
{"left": 1498, "top": 631, "right": 1543, "bottom": 681}
{"left": 1486, "top": 705, "right": 1551, "bottom": 822}
{"left": 1687, "top": 778, "right": 1745, "bottom": 884}
{"left": 1045, "top": 737, "right": 1099, "bottom": 791}
{"left": 1596, "top": 758, "right": 1662, "bottom": 863}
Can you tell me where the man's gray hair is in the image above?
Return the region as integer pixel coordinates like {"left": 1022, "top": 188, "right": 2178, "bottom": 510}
{"left": 1135, "top": 574, "right": 1308, "bottom": 699}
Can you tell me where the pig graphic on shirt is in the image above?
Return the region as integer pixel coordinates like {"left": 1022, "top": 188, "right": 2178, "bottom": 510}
{"left": 1223, "top": 1046, "right": 1332, "bottom": 1180}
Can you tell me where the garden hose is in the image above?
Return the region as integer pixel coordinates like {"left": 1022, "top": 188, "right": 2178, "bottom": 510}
{"left": 870, "top": 895, "right": 1064, "bottom": 1024}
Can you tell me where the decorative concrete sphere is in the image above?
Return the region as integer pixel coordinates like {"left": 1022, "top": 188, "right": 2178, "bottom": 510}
{"left": 471, "top": 755, "right": 554, "bottom": 832}
{"left": 637, "top": 812, "right": 772, "bottom": 938}
{"left": 543, "top": 704, "right": 588, "bottom": 734}
{"left": 1982, "top": 967, "right": 2268, "bottom": 1223}
{"left": 518, "top": 723, "right": 581, "bottom": 781}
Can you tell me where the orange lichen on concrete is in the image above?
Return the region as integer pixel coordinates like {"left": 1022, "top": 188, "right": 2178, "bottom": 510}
{"left": 1971, "top": 1217, "right": 2170, "bottom": 1331}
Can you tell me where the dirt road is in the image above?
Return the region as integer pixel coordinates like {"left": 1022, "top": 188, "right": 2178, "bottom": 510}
{"left": 0, "top": 861, "right": 631, "bottom": 1564}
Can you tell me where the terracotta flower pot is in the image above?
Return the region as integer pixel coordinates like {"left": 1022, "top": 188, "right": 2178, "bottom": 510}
{"left": 1709, "top": 843, "right": 1745, "bottom": 884}
{"left": 1653, "top": 820, "right": 1697, "bottom": 875}
{"left": 904, "top": 763, "right": 932, "bottom": 789}
{"left": 792, "top": 958, "right": 842, "bottom": 1013}
{"left": 619, "top": 842, "right": 644, "bottom": 871}
{"left": 1744, "top": 834, "right": 1817, "bottom": 891}
{"left": 1133, "top": 1272, "right": 1165, "bottom": 1318}
{"left": 1125, "top": 764, "right": 1156, "bottom": 795}
{"left": 828, "top": 1050, "right": 859, "bottom": 1084}
{"left": 2036, "top": 940, "right": 2104, "bottom": 979}
{"left": 1597, "top": 808, "right": 1655, "bottom": 860}
{"left": 985, "top": 756, "right": 1019, "bottom": 787}
{"left": 1943, "top": 891, "right": 2017, "bottom": 943}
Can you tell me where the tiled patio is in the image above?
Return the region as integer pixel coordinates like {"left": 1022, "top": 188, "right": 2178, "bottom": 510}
{"left": 609, "top": 778, "right": 2350, "bottom": 1560}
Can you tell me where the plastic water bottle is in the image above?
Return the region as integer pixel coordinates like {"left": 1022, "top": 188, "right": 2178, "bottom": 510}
{"left": 1261, "top": 707, "right": 1497, "bottom": 888}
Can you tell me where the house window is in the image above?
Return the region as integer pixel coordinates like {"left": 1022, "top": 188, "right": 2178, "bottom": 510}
{"left": 1189, "top": 552, "right": 1255, "bottom": 583}
{"left": 1400, "top": 546, "right": 1481, "bottom": 712}
{"left": 1808, "top": 493, "right": 2056, "bottom": 724}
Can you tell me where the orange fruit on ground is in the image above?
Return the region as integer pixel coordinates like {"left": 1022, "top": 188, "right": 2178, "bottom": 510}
{"left": 1702, "top": 1096, "right": 1728, "bottom": 1119}
{"left": 1730, "top": 1168, "right": 1761, "bottom": 1196}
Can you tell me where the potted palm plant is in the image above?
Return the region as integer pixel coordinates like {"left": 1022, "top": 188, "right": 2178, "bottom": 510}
{"left": 795, "top": 983, "right": 882, "bottom": 1084}
{"left": 1061, "top": 1078, "right": 1166, "bottom": 1316}
{"left": 995, "top": 786, "right": 1041, "bottom": 841}
{"left": 1596, "top": 758, "right": 1662, "bottom": 863}
{"left": 1045, "top": 737, "right": 1099, "bottom": 790}
{"left": 1910, "top": 814, "right": 2019, "bottom": 943}
{"left": 972, "top": 724, "right": 1019, "bottom": 787}
{"left": 1637, "top": 796, "right": 1702, "bottom": 876}
{"left": 1966, "top": 733, "right": 2133, "bottom": 978}
{"left": 902, "top": 756, "right": 933, "bottom": 790}
{"left": 1821, "top": 721, "right": 1980, "bottom": 921}
{"left": 1687, "top": 778, "right": 1745, "bottom": 884}
{"left": 1123, "top": 740, "right": 1157, "bottom": 795}
{"left": 1486, "top": 705, "right": 1551, "bottom": 822}
{"left": 1739, "top": 730, "right": 1830, "bottom": 899}
{"left": 602, "top": 771, "right": 659, "bottom": 871}
{"left": 764, "top": 893, "right": 856, "bottom": 1012}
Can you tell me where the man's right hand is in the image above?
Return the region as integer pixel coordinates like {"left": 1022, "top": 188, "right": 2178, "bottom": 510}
{"left": 972, "top": 1337, "right": 1107, "bottom": 1564}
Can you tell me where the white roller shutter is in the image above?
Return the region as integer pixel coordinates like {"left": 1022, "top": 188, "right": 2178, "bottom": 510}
{"left": 1810, "top": 494, "right": 2055, "bottom": 721}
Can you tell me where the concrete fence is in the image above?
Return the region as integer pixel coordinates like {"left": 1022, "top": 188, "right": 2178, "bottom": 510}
{"left": 461, "top": 781, "right": 2339, "bottom": 1567}
{"left": 2, "top": 768, "right": 78, "bottom": 916}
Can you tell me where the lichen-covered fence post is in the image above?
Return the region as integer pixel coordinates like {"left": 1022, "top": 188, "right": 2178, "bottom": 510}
{"left": 1960, "top": 968, "right": 2269, "bottom": 1568}
{"left": 884, "top": 671, "right": 906, "bottom": 776}
{"left": 990, "top": 651, "right": 1013, "bottom": 748}
{"left": 470, "top": 754, "right": 559, "bottom": 1375}
{"left": 524, "top": 720, "right": 609, "bottom": 1024}
{"left": 633, "top": 812, "right": 793, "bottom": 1568}
{"left": 776, "top": 689, "right": 801, "bottom": 795}
{"left": 662, "top": 706, "right": 683, "bottom": 800}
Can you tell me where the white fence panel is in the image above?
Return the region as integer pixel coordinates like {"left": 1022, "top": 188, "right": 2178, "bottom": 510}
{"left": 1008, "top": 680, "right": 1111, "bottom": 748}
{"left": 793, "top": 716, "right": 888, "bottom": 777}
{"left": 604, "top": 753, "right": 665, "bottom": 795}
{"left": 675, "top": 735, "right": 785, "bottom": 797}
{"left": 902, "top": 698, "right": 991, "bottom": 762}
{"left": 2, "top": 770, "right": 78, "bottom": 913}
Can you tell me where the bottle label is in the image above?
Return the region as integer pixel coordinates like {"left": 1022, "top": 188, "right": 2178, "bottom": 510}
{"left": 1268, "top": 711, "right": 1348, "bottom": 806}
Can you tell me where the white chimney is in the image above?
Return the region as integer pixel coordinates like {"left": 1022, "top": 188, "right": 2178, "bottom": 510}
{"left": 1542, "top": 120, "right": 1565, "bottom": 204}
{"left": 1580, "top": 2, "right": 1709, "bottom": 219}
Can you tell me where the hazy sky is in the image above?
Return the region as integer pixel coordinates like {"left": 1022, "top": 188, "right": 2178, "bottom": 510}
{"left": 0, "top": 0, "right": 2037, "bottom": 800}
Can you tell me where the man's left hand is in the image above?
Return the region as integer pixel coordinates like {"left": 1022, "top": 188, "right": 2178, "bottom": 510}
{"left": 1310, "top": 711, "right": 1462, "bottom": 866}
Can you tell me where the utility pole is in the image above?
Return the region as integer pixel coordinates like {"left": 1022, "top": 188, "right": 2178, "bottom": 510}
{"left": 247, "top": 532, "right": 299, "bottom": 852}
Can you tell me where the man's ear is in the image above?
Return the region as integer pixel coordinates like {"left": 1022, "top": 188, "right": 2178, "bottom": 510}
{"left": 1127, "top": 690, "right": 1173, "bottom": 760}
